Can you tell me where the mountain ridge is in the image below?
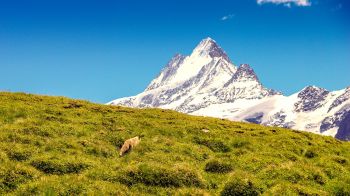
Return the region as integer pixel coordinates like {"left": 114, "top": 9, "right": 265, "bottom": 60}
{"left": 109, "top": 38, "right": 350, "bottom": 141}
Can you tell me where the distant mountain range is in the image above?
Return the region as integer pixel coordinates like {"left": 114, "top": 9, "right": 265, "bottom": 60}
{"left": 108, "top": 38, "right": 350, "bottom": 141}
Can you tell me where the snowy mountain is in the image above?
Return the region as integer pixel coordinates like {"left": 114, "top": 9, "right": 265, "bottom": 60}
{"left": 108, "top": 38, "right": 350, "bottom": 141}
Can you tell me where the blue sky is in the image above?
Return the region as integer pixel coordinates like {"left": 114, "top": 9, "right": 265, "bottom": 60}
{"left": 0, "top": 0, "right": 349, "bottom": 103}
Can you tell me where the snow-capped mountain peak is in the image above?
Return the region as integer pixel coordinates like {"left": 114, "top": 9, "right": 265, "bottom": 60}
{"left": 212, "top": 63, "right": 276, "bottom": 102}
{"left": 295, "top": 85, "right": 330, "bottom": 112}
{"left": 109, "top": 38, "right": 350, "bottom": 141}
{"left": 145, "top": 38, "right": 235, "bottom": 92}
{"left": 231, "top": 64, "right": 259, "bottom": 82}
{"left": 192, "top": 37, "right": 230, "bottom": 62}
{"left": 145, "top": 54, "right": 186, "bottom": 91}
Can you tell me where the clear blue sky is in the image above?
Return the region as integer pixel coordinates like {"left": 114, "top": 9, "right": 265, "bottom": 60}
{"left": 0, "top": 0, "right": 349, "bottom": 103}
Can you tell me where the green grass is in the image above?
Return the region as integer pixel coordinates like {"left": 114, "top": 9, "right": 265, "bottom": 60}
{"left": 0, "top": 92, "right": 349, "bottom": 195}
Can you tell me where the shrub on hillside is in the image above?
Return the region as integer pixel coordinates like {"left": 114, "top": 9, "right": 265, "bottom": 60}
{"left": 304, "top": 150, "right": 317, "bottom": 158}
{"left": 0, "top": 164, "right": 39, "bottom": 193}
{"left": 333, "top": 157, "right": 348, "bottom": 165}
{"left": 232, "top": 139, "right": 250, "bottom": 148}
{"left": 31, "top": 158, "right": 89, "bottom": 175}
{"left": 221, "top": 177, "right": 262, "bottom": 196}
{"left": 193, "top": 136, "right": 231, "bottom": 153}
{"left": 119, "top": 164, "right": 203, "bottom": 188}
{"left": 311, "top": 172, "right": 327, "bottom": 185}
{"left": 205, "top": 160, "right": 233, "bottom": 173}
{"left": 7, "top": 150, "right": 31, "bottom": 162}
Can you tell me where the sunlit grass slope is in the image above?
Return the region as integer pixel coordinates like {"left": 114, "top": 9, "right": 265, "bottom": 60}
{"left": 0, "top": 92, "right": 349, "bottom": 195}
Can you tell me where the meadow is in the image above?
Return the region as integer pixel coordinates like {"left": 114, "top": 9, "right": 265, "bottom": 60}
{"left": 0, "top": 92, "right": 349, "bottom": 195}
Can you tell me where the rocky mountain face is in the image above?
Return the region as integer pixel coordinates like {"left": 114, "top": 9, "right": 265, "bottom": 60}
{"left": 108, "top": 38, "right": 350, "bottom": 141}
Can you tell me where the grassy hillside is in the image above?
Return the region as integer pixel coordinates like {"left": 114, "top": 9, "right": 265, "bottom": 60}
{"left": 0, "top": 92, "right": 349, "bottom": 195}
